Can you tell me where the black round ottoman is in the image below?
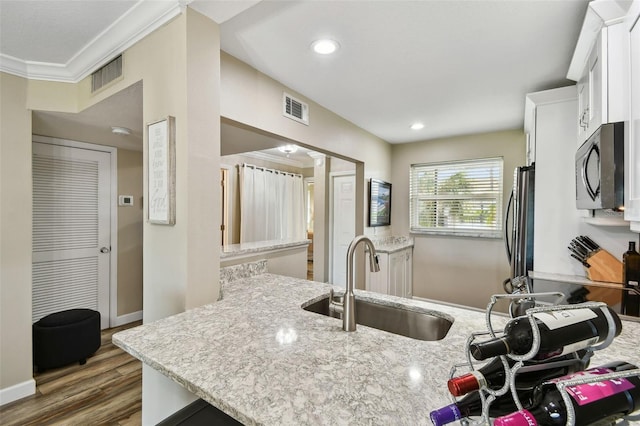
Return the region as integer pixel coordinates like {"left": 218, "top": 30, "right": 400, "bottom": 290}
{"left": 33, "top": 309, "right": 101, "bottom": 372}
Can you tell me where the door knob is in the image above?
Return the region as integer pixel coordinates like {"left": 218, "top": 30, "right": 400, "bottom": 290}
{"left": 100, "top": 247, "right": 111, "bottom": 253}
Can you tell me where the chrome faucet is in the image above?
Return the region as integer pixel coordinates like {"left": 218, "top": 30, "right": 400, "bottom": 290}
{"left": 330, "top": 235, "right": 380, "bottom": 331}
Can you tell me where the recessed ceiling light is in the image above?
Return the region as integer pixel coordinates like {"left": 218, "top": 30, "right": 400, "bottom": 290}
{"left": 111, "top": 126, "right": 131, "bottom": 135}
{"left": 311, "top": 39, "right": 340, "bottom": 55}
{"left": 278, "top": 144, "right": 298, "bottom": 155}
{"left": 410, "top": 123, "right": 424, "bottom": 130}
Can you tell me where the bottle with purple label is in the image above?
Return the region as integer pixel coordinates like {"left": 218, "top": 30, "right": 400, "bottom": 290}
{"left": 429, "top": 389, "right": 521, "bottom": 426}
{"left": 493, "top": 361, "right": 640, "bottom": 426}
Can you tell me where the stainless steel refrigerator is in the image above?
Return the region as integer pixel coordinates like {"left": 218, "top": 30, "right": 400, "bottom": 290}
{"left": 504, "top": 164, "right": 535, "bottom": 286}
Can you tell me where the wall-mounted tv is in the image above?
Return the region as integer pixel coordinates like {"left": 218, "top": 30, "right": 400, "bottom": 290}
{"left": 368, "top": 179, "right": 391, "bottom": 227}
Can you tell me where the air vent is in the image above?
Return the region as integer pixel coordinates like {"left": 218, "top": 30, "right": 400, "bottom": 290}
{"left": 283, "top": 93, "right": 309, "bottom": 125}
{"left": 91, "top": 55, "right": 122, "bottom": 93}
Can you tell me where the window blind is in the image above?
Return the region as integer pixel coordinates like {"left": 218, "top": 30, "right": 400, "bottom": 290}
{"left": 409, "top": 157, "right": 503, "bottom": 237}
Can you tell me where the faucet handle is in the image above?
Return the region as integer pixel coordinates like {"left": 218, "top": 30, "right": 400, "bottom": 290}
{"left": 329, "top": 288, "right": 344, "bottom": 314}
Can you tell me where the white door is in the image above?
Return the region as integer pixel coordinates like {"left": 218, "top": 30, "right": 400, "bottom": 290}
{"left": 330, "top": 174, "right": 355, "bottom": 287}
{"left": 32, "top": 142, "right": 111, "bottom": 329}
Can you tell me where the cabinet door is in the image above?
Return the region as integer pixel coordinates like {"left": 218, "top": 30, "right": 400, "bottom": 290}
{"left": 389, "top": 251, "right": 406, "bottom": 297}
{"left": 586, "top": 36, "right": 603, "bottom": 138}
{"left": 626, "top": 11, "right": 640, "bottom": 227}
{"left": 404, "top": 249, "right": 413, "bottom": 298}
{"left": 577, "top": 76, "right": 589, "bottom": 143}
{"left": 366, "top": 252, "right": 389, "bottom": 294}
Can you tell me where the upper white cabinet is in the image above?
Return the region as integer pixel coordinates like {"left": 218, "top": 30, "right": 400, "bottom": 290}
{"left": 625, "top": 1, "right": 640, "bottom": 229}
{"left": 567, "top": 2, "right": 630, "bottom": 144}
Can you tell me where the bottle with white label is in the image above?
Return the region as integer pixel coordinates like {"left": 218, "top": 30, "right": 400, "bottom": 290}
{"left": 469, "top": 306, "right": 622, "bottom": 361}
{"left": 493, "top": 361, "right": 640, "bottom": 426}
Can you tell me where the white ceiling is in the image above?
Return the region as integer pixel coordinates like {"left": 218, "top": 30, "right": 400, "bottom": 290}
{"left": 1, "top": 0, "right": 592, "bottom": 147}
{"left": 219, "top": 0, "right": 588, "bottom": 143}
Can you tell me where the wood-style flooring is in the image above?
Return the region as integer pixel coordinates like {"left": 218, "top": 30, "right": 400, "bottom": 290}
{"left": 0, "top": 321, "right": 142, "bottom": 426}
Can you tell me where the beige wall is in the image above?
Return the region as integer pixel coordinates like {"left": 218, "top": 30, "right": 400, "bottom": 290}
{"left": 391, "top": 129, "right": 525, "bottom": 310}
{"left": 220, "top": 52, "right": 391, "bottom": 235}
{"left": 117, "top": 149, "right": 143, "bottom": 315}
{"left": 0, "top": 72, "right": 34, "bottom": 400}
{"left": 0, "top": 7, "right": 221, "bottom": 420}
{"left": 221, "top": 53, "right": 389, "bottom": 286}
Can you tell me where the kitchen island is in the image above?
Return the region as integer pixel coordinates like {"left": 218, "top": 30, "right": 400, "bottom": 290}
{"left": 113, "top": 262, "right": 640, "bottom": 425}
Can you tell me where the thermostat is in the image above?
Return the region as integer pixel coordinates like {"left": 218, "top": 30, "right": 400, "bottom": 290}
{"left": 119, "top": 195, "right": 134, "bottom": 206}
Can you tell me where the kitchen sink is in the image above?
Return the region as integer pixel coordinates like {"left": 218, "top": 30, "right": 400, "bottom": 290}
{"left": 302, "top": 294, "right": 453, "bottom": 341}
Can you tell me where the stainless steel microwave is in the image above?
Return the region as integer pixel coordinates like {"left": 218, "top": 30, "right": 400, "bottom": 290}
{"left": 575, "top": 122, "right": 625, "bottom": 210}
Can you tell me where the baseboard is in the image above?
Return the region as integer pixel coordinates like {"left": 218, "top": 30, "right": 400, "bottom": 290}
{"left": 112, "top": 310, "right": 143, "bottom": 327}
{"left": 0, "top": 378, "right": 36, "bottom": 406}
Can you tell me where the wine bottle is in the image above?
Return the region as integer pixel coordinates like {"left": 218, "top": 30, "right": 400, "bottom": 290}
{"left": 447, "top": 351, "right": 589, "bottom": 397}
{"left": 622, "top": 241, "right": 640, "bottom": 317}
{"left": 493, "top": 361, "right": 640, "bottom": 426}
{"left": 469, "top": 305, "right": 622, "bottom": 361}
{"left": 430, "top": 389, "right": 523, "bottom": 426}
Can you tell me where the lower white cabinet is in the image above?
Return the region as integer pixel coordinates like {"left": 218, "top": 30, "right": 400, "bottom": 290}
{"left": 366, "top": 247, "right": 413, "bottom": 298}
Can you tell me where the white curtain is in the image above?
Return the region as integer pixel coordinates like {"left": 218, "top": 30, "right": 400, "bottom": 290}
{"left": 240, "top": 164, "right": 305, "bottom": 243}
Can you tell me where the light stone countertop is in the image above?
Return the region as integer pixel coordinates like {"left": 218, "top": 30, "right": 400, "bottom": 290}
{"left": 220, "top": 238, "right": 311, "bottom": 259}
{"left": 369, "top": 235, "right": 414, "bottom": 253}
{"left": 113, "top": 271, "right": 640, "bottom": 425}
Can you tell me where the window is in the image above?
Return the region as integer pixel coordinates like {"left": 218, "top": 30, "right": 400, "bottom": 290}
{"left": 410, "top": 157, "right": 503, "bottom": 237}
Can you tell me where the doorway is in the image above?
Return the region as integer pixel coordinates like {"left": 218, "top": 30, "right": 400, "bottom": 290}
{"left": 304, "top": 178, "right": 314, "bottom": 280}
{"left": 220, "top": 168, "right": 229, "bottom": 246}
{"left": 32, "top": 137, "right": 116, "bottom": 329}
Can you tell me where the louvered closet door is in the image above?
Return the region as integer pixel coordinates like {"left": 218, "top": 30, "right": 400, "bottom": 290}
{"left": 32, "top": 142, "right": 111, "bottom": 329}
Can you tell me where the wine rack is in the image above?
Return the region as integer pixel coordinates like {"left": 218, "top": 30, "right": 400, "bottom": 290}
{"left": 447, "top": 292, "right": 640, "bottom": 426}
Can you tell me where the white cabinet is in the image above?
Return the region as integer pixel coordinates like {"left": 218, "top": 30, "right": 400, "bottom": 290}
{"left": 526, "top": 87, "right": 583, "bottom": 276}
{"left": 404, "top": 249, "right": 413, "bottom": 298}
{"left": 577, "top": 23, "right": 628, "bottom": 142}
{"left": 366, "top": 247, "right": 413, "bottom": 298}
{"left": 524, "top": 86, "right": 577, "bottom": 167}
{"left": 570, "top": 19, "right": 629, "bottom": 144}
{"left": 576, "top": 33, "right": 603, "bottom": 142}
{"left": 366, "top": 252, "right": 389, "bottom": 294}
{"left": 625, "top": 1, "right": 640, "bottom": 229}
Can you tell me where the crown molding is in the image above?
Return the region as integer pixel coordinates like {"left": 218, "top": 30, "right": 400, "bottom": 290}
{"left": 0, "top": 0, "right": 183, "bottom": 83}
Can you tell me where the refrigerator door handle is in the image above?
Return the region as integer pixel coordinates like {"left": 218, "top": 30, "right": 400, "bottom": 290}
{"left": 504, "top": 189, "right": 514, "bottom": 263}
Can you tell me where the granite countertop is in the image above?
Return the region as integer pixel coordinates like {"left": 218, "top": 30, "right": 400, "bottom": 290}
{"left": 221, "top": 238, "right": 310, "bottom": 259}
{"left": 369, "top": 235, "right": 414, "bottom": 253}
{"left": 113, "top": 268, "right": 640, "bottom": 425}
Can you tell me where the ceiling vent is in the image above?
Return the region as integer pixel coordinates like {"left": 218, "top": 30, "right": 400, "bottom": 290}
{"left": 91, "top": 55, "right": 122, "bottom": 93}
{"left": 283, "top": 93, "right": 309, "bottom": 125}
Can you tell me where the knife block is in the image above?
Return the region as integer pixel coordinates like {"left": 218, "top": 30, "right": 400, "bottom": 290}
{"left": 586, "top": 249, "right": 623, "bottom": 284}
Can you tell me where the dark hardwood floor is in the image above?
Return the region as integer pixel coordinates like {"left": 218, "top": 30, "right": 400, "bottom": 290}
{"left": 0, "top": 321, "right": 142, "bottom": 426}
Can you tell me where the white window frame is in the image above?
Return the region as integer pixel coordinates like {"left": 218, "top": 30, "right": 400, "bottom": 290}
{"left": 409, "top": 157, "right": 504, "bottom": 238}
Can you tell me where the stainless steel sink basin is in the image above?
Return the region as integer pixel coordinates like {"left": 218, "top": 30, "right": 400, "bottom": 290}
{"left": 302, "top": 295, "right": 453, "bottom": 341}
